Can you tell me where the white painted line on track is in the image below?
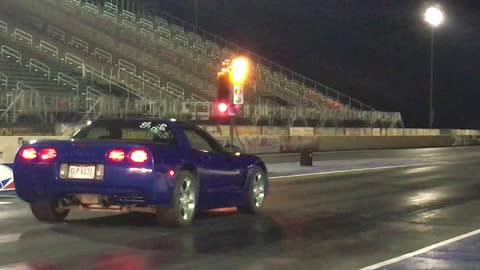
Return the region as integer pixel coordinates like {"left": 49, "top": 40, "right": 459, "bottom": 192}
{"left": 270, "top": 163, "right": 442, "bottom": 180}
{"left": 358, "top": 228, "right": 480, "bottom": 270}
{"left": 0, "top": 233, "right": 21, "bottom": 245}
{"left": 0, "top": 195, "right": 17, "bottom": 198}
{"left": 0, "top": 202, "right": 12, "bottom": 205}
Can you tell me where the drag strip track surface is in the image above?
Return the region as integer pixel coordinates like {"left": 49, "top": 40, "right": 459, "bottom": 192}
{"left": 1, "top": 147, "right": 480, "bottom": 269}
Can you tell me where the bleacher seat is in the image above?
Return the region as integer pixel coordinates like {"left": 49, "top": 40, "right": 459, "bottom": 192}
{"left": 0, "top": 0, "right": 403, "bottom": 127}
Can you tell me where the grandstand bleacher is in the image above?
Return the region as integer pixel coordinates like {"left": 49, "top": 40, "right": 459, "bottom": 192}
{"left": 0, "top": 0, "right": 403, "bottom": 127}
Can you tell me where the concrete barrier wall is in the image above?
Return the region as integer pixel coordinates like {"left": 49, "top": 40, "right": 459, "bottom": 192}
{"left": 214, "top": 135, "right": 478, "bottom": 154}
{"left": 227, "top": 135, "right": 476, "bottom": 154}
{"left": 315, "top": 136, "right": 453, "bottom": 152}
{"left": 53, "top": 123, "right": 480, "bottom": 137}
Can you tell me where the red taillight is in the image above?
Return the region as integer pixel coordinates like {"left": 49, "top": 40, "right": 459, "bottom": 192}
{"left": 108, "top": 149, "right": 126, "bottom": 162}
{"left": 129, "top": 149, "right": 149, "bottom": 164}
{"left": 21, "top": 147, "right": 37, "bottom": 160}
{"left": 168, "top": 169, "right": 176, "bottom": 177}
{"left": 39, "top": 148, "right": 57, "bottom": 161}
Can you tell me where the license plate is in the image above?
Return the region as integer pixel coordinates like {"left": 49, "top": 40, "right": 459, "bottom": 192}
{"left": 68, "top": 165, "right": 96, "bottom": 180}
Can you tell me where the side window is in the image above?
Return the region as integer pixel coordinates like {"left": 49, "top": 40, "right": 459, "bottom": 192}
{"left": 184, "top": 130, "right": 213, "bottom": 152}
{"left": 194, "top": 128, "right": 224, "bottom": 153}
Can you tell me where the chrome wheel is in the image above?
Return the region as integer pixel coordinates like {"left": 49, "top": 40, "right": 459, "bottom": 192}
{"left": 253, "top": 173, "right": 265, "bottom": 208}
{"left": 179, "top": 177, "right": 196, "bottom": 221}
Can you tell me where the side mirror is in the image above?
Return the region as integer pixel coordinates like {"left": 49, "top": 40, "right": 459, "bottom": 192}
{"left": 224, "top": 144, "right": 242, "bottom": 153}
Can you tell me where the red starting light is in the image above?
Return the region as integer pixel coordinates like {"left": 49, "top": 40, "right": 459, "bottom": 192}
{"left": 168, "top": 169, "right": 176, "bottom": 177}
{"left": 39, "top": 148, "right": 57, "bottom": 161}
{"left": 108, "top": 149, "right": 126, "bottom": 162}
{"left": 217, "top": 102, "right": 228, "bottom": 114}
{"left": 129, "top": 149, "right": 149, "bottom": 164}
{"left": 21, "top": 147, "right": 37, "bottom": 160}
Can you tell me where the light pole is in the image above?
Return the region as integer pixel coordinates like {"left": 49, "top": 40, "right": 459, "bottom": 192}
{"left": 424, "top": 6, "right": 444, "bottom": 128}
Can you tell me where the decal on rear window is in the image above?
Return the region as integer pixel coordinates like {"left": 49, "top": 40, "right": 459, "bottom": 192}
{"left": 140, "top": 121, "right": 152, "bottom": 129}
{"left": 139, "top": 122, "right": 173, "bottom": 140}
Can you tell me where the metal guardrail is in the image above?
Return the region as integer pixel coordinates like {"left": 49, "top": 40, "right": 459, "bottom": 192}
{"left": 47, "top": 25, "right": 65, "bottom": 42}
{"left": 0, "top": 88, "right": 401, "bottom": 126}
{"left": 0, "top": 4, "right": 402, "bottom": 126}
{"left": 1, "top": 45, "right": 22, "bottom": 65}
{"left": 118, "top": 59, "right": 136, "bottom": 74}
{"left": 94, "top": 48, "right": 112, "bottom": 63}
{"left": 104, "top": 2, "right": 118, "bottom": 15}
{"left": 84, "top": 2, "right": 99, "bottom": 15}
{"left": 142, "top": 71, "right": 160, "bottom": 86}
{"left": 39, "top": 40, "right": 59, "bottom": 58}
{"left": 191, "top": 93, "right": 208, "bottom": 102}
{"left": 166, "top": 82, "right": 185, "bottom": 99}
{"left": 122, "top": 3, "right": 361, "bottom": 111}
{"left": 71, "top": 36, "right": 88, "bottom": 53}
{"left": 79, "top": 0, "right": 377, "bottom": 112}
{"left": 13, "top": 28, "right": 33, "bottom": 47}
{"left": 0, "top": 72, "right": 7, "bottom": 91}
{"left": 64, "top": 52, "right": 85, "bottom": 76}
{"left": 140, "top": 18, "right": 154, "bottom": 31}
{"left": 0, "top": 89, "right": 24, "bottom": 121}
{"left": 0, "top": 20, "right": 7, "bottom": 35}
{"left": 29, "top": 58, "right": 51, "bottom": 79}
{"left": 57, "top": 73, "right": 79, "bottom": 94}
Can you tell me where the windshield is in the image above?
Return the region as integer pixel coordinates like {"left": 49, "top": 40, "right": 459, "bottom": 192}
{"left": 73, "top": 120, "right": 176, "bottom": 144}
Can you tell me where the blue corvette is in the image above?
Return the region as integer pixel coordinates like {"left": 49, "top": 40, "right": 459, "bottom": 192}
{"left": 13, "top": 119, "right": 268, "bottom": 226}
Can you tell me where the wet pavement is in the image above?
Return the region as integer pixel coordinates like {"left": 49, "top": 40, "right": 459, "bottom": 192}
{"left": 1, "top": 146, "right": 480, "bottom": 269}
{"left": 385, "top": 234, "right": 480, "bottom": 270}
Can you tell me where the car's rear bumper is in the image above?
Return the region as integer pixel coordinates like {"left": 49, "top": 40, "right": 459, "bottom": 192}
{"left": 13, "top": 162, "right": 175, "bottom": 207}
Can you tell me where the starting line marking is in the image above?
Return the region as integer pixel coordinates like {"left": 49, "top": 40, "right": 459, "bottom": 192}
{"left": 270, "top": 163, "right": 441, "bottom": 180}
{"left": 358, "top": 228, "right": 480, "bottom": 270}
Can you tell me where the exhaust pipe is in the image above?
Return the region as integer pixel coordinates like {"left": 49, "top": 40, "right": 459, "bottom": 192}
{"left": 60, "top": 198, "right": 71, "bottom": 207}
{"left": 61, "top": 197, "right": 80, "bottom": 207}
{"left": 101, "top": 198, "right": 112, "bottom": 208}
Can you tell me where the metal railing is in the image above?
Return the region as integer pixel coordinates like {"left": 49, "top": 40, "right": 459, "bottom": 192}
{"left": 0, "top": 3, "right": 403, "bottom": 127}
{"left": 0, "top": 88, "right": 402, "bottom": 126}
{"left": 13, "top": 28, "right": 33, "bottom": 47}
{"left": 110, "top": 2, "right": 372, "bottom": 112}
{"left": 0, "top": 19, "right": 7, "bottom": 36}
{"left": 80, "top": 0, "right": 376, "bottom": 111}
{"left": 1, "top": 45, "right": 22, "bottom": 65}
{"left": 57, "top": 73, "right": 79, "bottom": 94}
{"left": 0, "top": 75, "right": 402, "bottom": 126}
{"left": 39, "top": 40, "right": 59, "bottom": 59}
{"left": 29, "top": 58, "right": 51, "bottom": 79}
{"left": 8, "top": 0, "right": 396, "bottom": 125}
{"left": 0, "top": 72, "right": 7, "bottom": 91}
{"left": 2, "top": 18, "right": 180, "bottom": 104}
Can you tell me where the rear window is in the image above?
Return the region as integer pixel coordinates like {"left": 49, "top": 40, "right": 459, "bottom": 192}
{"left": 73, "top": 120, "right": 175, "bottom": 144}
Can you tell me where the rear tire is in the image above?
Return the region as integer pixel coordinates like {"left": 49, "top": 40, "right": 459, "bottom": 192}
{"left": 30, "top": 201, "right": 69, "bottom": 222}
{"left": 156, "top": 171, "right": 198, "bottom": 227}
{"left": 239, "top": 166, "right": 268, "bottom": 214}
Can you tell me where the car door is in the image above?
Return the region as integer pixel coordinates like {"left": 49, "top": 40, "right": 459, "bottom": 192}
{"left": 183, "top": 128, "right": 241, "bottom": 194}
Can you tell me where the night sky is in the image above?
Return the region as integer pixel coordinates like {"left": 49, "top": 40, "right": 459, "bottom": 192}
{"left": 140, "top": 0, "right": 480, "bottom": 128}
